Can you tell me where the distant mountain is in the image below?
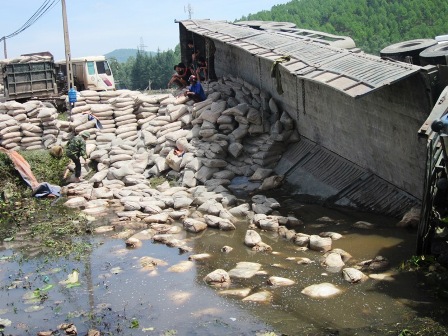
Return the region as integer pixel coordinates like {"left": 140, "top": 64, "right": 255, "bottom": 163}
{"left": 105, "top": 49, "right": 156, "bottom": 63}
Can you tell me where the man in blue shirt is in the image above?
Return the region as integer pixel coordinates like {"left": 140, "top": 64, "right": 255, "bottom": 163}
{"left": 184, "top": 75, "right": 206, "bottom": 102}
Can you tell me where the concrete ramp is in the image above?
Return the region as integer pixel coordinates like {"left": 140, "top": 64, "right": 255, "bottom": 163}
{"left": 276, "top": 138, "right": 419, "bottom": 217}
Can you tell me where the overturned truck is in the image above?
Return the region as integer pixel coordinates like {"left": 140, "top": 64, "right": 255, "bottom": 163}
{"left": 177, "top": 19, "right": 448, "bottom": 218}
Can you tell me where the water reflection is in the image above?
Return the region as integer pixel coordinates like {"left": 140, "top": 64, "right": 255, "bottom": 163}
{"left": 0, "top": 199, "right": 446, "bottom": 335}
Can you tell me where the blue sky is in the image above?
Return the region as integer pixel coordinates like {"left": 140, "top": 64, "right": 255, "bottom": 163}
{"left": 0, "top": 0, "right": 290, "bottom": 61}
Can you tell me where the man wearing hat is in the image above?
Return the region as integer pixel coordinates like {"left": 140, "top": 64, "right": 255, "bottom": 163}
{"left": 65, "top": 131, "right": 90, "bottom": 182}
{"left": 184, "top": 75, "right": 206, "bottom": 102}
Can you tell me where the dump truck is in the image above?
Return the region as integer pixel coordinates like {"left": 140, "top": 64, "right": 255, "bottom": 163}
{"left": 1, "top": 53, "right": 58, "bottom": 102}
{"left": 1, "top": 52, "right": 115, "bottom": 102}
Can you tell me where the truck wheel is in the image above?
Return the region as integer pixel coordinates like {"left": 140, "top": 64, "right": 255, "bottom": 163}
{"left": 380, "top": 39, "right": 437, "bottom": 65}
{"left": 420, "top": 43, "right": 448, "bottom": 66}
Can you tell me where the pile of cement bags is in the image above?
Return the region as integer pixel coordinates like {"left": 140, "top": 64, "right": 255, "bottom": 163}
{"left": 1, "top": 76, "right": 298, "bottom": 195}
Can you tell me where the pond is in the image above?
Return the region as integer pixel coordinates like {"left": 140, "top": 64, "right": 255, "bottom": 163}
{"left": 0, "top": 194, "right": 446, "bottom": 336}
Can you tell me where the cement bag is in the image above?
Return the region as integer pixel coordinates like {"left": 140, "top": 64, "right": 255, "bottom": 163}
{"left": 71, "top": 105, "right": 91, "bottom": 114}
{"left": 7, "top": 109, "right": 26, "bottom": 117}
{"left": 113, "top": 108, "right": 134, "bottom": 117}
{"left": 109, "top": 154, "right": 133, "bottom": 164}
{"left": 90, "top": 104, "right": 112, "bottom": 113}
{"left": 115, "top": 114, "right": 137, "bottom": 123}
{"left": 180, "top": 152, "right": 195, "bottom": 169}
{"left": 22, "top": 144, "right": 43, "bottom": 150}
{"left": 2, "top": 131, "right": 22, "bottom": 140}
{"left": 116, "top": 125, "right": 136, "bottom": 135}
{"left": 176, "top": 137, "right": 194, "bottom": 152}
{"left": 195, "top": 166, "right": 219, "bottom": 184}
{"left": 94, "top": 110, "right": 114, "bottom": 119}
{"left": 21, "top": 136, "right": 41, "bottom": 143}
{"left": 230, "top": 124, "right": 248, "bottom": 140}
{"left": 1, "top": 135, "right": 21, "bottom": 145}
{"left": 166, "top": 150, "right": 182, "bottom": 172}
{"left": 4, "top": 101, "right": 23, "bottom": 110}
{"left": 181, "top": 169, "right": 197, "bottom": 188}
{"left": 37, "top": 107, "right": 57, "bottom": 119}
{"left": 154, "top": 156, "right": 170, "bottom": 172}
{"left": 116, "top": 119, "right": 137, "bottom": 128}
{"left": 117, "top": 132, "right": 138, "bottom": 142}
{"left": 259, "top": 175, "right": 284, "bottom": 191}
{"left": 169, "top": 105, "right": 188, "bottom": 121}
{"left": 143, "top": 131, "right": 157, "bottom": 146}
{"left": 0, "top": 125, "right": 21, "bottom": 135}
{"left": 14, "top": 113, "right": 27, "bottom": 122}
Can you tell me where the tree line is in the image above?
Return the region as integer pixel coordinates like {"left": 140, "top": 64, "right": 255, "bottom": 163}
{"left": 108, "top": 45, "right": 180, "bottom": 91}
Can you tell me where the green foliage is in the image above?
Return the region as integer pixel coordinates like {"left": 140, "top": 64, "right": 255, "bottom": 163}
{"left": 0, "top": 150, "right": 90, "bottom": 259}
{"left": 105, "top": 48, "right": 156, "bottom": 63}
{"left": 20, "top": 149, "right": 70, "bottom": 185}
{"left": 130, "top": 318, "right": 139, "bottom": 329}
{"left": 400, "top": 255, "right": 448, "bottom": 301}
{"left": 239, "top": 0, "right": 448, "bottom": 54}
{"left": 109, "top": 45, "right": 180, "bottom": 91}
{"left": 148, "top": 176, "right": 168, "bottom": 188}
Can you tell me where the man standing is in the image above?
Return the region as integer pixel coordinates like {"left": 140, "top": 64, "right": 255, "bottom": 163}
{"left": 65, "top": 131, "right": 90, "bottom": 182}
{"left": 184, "top": 75, "right": 206, "bottom": 102}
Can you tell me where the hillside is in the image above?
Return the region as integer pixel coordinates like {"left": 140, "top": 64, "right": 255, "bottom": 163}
{"left": 239, "top": 0, "right": 448, "bottom": 54}
{"left": 105, "top": 48, "right": 156, "bottom": 63}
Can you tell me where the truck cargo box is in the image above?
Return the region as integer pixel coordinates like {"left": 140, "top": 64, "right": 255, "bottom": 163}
{"left": 2, "top": 61, "right": 57, "bottom": 101}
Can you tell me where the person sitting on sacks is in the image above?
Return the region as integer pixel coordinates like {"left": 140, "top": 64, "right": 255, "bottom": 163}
{"left": 184, "top": 75, "right": 206, "bottom": 102}
{"left": 64, "top": 131, "right": 90, "bottom": 182}
{"left": 167, "top": 63, "right": 191, "bottom": 89}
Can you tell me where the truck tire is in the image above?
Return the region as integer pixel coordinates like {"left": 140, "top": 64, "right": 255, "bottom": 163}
{"left": 380, "top": 39, "right": 437, "bottom": 65}
{"left": 419, "top": 43, "right": 448, "bottom": 66}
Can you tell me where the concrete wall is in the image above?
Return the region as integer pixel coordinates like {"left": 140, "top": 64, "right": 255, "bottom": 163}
{"left": 211, "top": 39, "right": 431, "bottom": 199}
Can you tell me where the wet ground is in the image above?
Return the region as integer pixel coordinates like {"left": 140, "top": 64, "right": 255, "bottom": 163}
{"left": 0, "top": 194, "right": 447, "bottom": 336}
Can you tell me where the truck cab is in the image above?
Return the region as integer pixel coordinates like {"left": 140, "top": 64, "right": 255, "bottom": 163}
{"left": 56, "top": 56, "right": 115, "bottom": 91}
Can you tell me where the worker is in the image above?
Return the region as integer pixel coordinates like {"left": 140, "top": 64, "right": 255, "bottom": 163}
{"left": 64, "top": 131, "right": 90, "bottom": 182}
{"left": 184, "top": 75, "right": 206, "bottom": 102}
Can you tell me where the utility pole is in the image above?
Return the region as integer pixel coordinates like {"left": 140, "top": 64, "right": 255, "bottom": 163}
{"left": 1, "top": 37, "right": 7, "bottom": 59}
{"left": 61, "top": 0, "right": 74, "bottom": 90}
{"left": 184, "top": 3, "right": 193, "bottom": 19}
{"left": 138, "top": 37, "right": 147, "bottom": 52}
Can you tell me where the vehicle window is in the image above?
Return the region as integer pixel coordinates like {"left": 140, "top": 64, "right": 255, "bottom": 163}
{"left": 103, "top": 61, "right": 112, "bottom": 76}
{"left": 96, "top": 61, "right": 107, "bottom": 74}
{"left": 87, "top": 61, "right": 95, "bottom": 75}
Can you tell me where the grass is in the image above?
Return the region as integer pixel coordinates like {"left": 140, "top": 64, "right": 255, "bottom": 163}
{"left": 0, "top": 149, "right": 91, "bottom": 260}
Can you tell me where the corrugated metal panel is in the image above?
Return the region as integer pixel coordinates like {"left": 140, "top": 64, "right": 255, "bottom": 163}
{"left": 275, "top": 138, "right": 316, "bottom": 175}
{"left": 333, "top": 174, "right": 420, "bottom": 217}
{"left": 275, "top": 139, "right": 419, "bottom": 217}
{"left": 286, "top": 146, "right": 366, "bottom": 191}
{"left": 180, "top": 20, "right": 422, "bottom": 98}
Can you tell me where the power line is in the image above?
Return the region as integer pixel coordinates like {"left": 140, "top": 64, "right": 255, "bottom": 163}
{"left": 1, "top": 0, "right": 60, "bottom": 41}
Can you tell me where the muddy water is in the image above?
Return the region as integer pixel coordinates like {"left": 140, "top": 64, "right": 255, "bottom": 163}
{"left": 0, "top": 196, "right": 443, "bottom": 336}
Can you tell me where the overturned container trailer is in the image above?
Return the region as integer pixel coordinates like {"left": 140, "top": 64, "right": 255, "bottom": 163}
{"left": 177, "top": 20, "right": 448, "bottom": 222}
